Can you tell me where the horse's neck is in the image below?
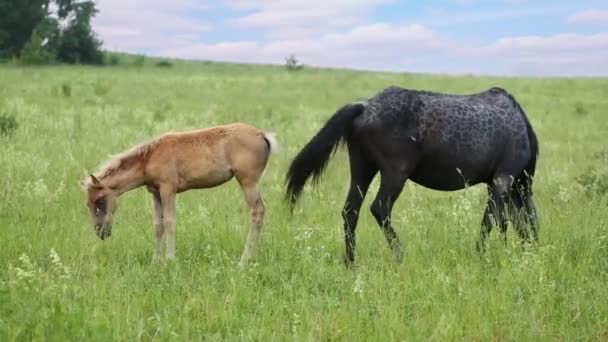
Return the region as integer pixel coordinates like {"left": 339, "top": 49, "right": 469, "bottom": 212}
{"left": 103, "top": 163, "right": 145, "bottom": 195}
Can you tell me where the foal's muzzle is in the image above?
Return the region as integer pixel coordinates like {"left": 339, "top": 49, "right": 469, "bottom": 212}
{"left": 95, "top": 224, "right": 112, "bottom": 240}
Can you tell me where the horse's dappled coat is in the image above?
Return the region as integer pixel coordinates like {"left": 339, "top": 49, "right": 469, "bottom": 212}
{"left": 286, "top": 86, "right": 539, "bottom": 265}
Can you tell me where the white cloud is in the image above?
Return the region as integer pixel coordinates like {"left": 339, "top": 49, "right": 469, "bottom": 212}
{"left": 161, "top": 23, "right": 445, "bottom": 71}
{"left": 419, "top": 3, "right": 574, "bottom": 28}
{"left": 456, "top": 32, "right": 608, "bottom": 76}
{"left": 567, "top": 9, "right": 608, "bottom": 25}
{"left": 229, "top": 0, "right": 395, "bottom": 39}
{"left": 93, "top": 0, "right": 210, "bottom": 52}
{"left": 90, "top": 1, "right": 608, "bottom": 76}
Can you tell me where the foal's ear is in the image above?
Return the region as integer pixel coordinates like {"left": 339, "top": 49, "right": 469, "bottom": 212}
{"left": 90, "top": 174, "right": 102, "bottom": 186}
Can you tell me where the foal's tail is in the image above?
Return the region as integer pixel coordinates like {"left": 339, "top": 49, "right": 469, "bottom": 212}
{"left": 262, "top": 132, "right": 279, "bottom": 154}
{"left": 285, "top": 103, "right": 366, "bottom": 206}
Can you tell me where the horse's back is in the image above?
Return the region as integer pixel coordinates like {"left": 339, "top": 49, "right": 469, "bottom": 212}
{"left": 355, "top": 86, "right": 533, "bottom": 189}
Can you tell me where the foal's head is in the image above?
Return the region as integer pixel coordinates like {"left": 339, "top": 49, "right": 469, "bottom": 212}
{"left": 84, "top": 174, "right": 118, "bottom": 240}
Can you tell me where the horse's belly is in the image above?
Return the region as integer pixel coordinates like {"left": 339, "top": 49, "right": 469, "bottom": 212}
{"left": 409, "top": 157, "right": 489, "bottom": 191}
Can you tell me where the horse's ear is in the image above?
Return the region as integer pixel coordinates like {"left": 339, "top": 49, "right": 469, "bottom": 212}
{"left": 90, "top": 174, "right": 101, "bottom": 186}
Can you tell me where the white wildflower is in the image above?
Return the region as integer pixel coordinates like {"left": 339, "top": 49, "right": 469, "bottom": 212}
{"left": 353, "top": 274, "right": 364, "bottom": 297}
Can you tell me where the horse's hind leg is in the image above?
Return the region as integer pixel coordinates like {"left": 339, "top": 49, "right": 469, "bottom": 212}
{"left": 342, "top": 141, "right": 378, "bottom": 266}
{"left": 510, "top": 182, "right": 539, "bottom": 244}
{"left": 477, "top": 190, "right": 495, "bottom": 252}
{"left": 509, "top": 190, "right": 530, "bottom": 243}
{"left": 370, "top": 168, "right": 410, "bottom": 263}
{"left": 524, "top": 195, "right": 539, "bottom": 242}
{"left": 478, "top": 175, "right": 511, "bottom": 250}
{"left": 237, "top": 180, "right": 265, "bottom": 268}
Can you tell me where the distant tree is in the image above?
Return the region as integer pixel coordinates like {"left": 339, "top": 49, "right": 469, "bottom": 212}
{"left": 0, "top": 0, "right": 48, "bottom": 59}
{"left": 285, "top": 54, "right": 303, "bottom": 72}
{"left": 0, "top": 0, "right": 103, "bottom": 64}
{"left": 55, "top": 1, "right": 103, "bottom": 64}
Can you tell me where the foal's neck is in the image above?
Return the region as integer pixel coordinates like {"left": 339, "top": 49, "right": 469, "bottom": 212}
{"left": 99, "top": 157, "right": 146, "bottom": 195}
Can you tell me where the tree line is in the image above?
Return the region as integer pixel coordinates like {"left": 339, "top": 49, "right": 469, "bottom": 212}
{"left": 0, "top": 0, "right": 103, "bottom": 64}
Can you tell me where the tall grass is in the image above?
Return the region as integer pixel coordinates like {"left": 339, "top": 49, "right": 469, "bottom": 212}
{"left": 0, "top": 62, "right": 607, "bottom": 340}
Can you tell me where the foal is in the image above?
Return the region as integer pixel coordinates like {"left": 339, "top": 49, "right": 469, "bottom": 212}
{"left": 83, "top": 123, "right": 277, "bottom": 266}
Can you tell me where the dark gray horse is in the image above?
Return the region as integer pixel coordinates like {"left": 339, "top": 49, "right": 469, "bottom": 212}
{"left": 286, "top": 86, "right": 539, "bottom": 265}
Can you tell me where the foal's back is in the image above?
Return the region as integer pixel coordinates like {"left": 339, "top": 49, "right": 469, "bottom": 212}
{"left": 145, "top": 123, "right": 269, "bottom": 192}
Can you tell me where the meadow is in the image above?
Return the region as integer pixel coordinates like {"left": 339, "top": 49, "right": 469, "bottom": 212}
{"left": 0, "top": 59, "right": 607, "bottom": 340}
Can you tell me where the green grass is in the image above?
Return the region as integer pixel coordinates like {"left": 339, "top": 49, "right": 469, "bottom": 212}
{"left": 1, "top": 61, "right": 607, "bottom": 340}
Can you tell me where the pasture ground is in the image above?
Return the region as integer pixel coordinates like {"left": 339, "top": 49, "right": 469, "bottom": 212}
{"left": 1, "top": 61, "right": 607, "bottom": 340}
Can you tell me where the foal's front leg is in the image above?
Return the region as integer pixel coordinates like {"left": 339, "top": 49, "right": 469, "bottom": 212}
{"left": 151, "top": 192, "right": 164, "bottom": 263}
{"left": 160, "top": 186, "right": 177, "bottom": 260}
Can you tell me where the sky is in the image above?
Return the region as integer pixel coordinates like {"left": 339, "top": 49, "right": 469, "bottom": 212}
{"left": 92, "top": 1, "right": 608, "bottom": 76}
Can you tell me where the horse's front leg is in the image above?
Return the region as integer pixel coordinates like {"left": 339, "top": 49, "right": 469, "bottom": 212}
{"left": 160, "top": 185, "right": 177, "bottom": 260}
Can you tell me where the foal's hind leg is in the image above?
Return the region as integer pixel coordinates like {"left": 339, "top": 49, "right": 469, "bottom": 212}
{"left": 237, "top": 180, "right": 265, "bottom": 268}
{"left": 342, "top": 142, "right": 378, "bottom": 266}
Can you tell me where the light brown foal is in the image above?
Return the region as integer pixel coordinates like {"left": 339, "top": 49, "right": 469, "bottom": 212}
{"left": 83, "top": 123, "right": 277, "bottom": 266}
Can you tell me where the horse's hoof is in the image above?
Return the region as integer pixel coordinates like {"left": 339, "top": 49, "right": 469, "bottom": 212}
{"left": 392, "top": 243, "right": 404, "bottom": 263}
{"left": 394, "top": 251, "right": 404, "bottom": 264}
{"left": 343, "top": 254, "right": 356, "bottom": 268}
{"left": 476, "top": 240, "right": 488, "bottom": 253}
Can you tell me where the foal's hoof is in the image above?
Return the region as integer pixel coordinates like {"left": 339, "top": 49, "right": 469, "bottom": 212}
{"left": 151, "top": 255, "right": 162, "bottom": 264}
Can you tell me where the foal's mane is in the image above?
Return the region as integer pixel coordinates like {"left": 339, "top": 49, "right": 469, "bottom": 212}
{"left": 89, "top": 138, "right": 159, "bottom": 185}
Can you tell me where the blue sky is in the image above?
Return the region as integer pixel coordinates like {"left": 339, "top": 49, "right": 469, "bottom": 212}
{"left": 93, "top": 1, "right": 608, "bottom": 76}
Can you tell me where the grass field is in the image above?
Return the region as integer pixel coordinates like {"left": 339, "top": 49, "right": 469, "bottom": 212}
{"left": 1, "top": 60, "right": 607, "bottom": 340}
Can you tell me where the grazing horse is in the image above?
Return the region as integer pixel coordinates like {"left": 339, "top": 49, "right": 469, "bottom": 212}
{"left": 83, "top": 123, "right": 277, "bottom": 266}
{"left": 286, "top": 86, "right": 539, "bottom": 265}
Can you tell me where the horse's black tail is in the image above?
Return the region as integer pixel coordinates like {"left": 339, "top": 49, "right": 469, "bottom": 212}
{"left": 505, "top": 91, "right": 539, "bottom": 188}
{"left": 522, "top": 114, "right": 538, "bottom": 179}
{"left": 285, "top": 103, "right": 366, "bottom": 206}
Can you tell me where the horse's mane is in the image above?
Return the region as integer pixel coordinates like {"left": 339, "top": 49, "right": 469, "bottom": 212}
{"left": 87, "top": 138, "right": 159, "bottom": 187}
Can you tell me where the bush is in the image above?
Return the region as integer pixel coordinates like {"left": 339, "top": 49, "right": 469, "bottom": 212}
{"left": 20, "top": 30, "right": 56, "bottom": 65}
{"left": 104, "top": 53, "right": 121, "bottom": 66}
{"left": 576, "top": 168, "right": 608, "bottom": 197}
{"left": 156, "top": 60, "right": 173, "bottom": 68}
{"left": 0, "top": 112, "right": 18, "bottom": 136}
{"left": 285, "top": 54, "right": 303, "bottom": 72}
{"left": 61, "top": 82, "right": 71, "bottom": 97}
{"left": 133, "top": 55, "right": 145, "bottom": 67}
{"left": 574, "top": 102, "right": 588, "bottom": 116}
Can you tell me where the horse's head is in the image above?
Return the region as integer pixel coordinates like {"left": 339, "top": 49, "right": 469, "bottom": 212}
{"left": 84, "top": 174, "right": 118, "bottom": 240}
